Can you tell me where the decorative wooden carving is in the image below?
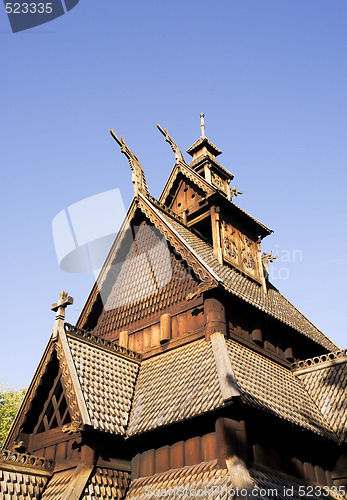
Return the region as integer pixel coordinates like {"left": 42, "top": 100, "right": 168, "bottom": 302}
{"left": 33, "top": 373, "right": 71, "bottom": 434}
{"left": 157, "top": 124, "right": 186, "bottom": 163}
{"left": 229, "top": 185, "right": 243, "bottom": 200}
{"left": 261, "top": 251, "right": 278, "bottom": 280}
{"left": 186, "top": 278, "right": 217, "bottom": 301}
{"left": 110, "top": 129, "right": 149, "bottom": 197}
{"left": 55, "top": 341, "right": 83, "bottom": 428}
{"left": 210, "top": 171, "right": 224, "bottom": 190}
{"left": 221, "top": 218, "right": 261, "bottom": 282}
{"left": 51, "top": 291, "right": 73, "bottom": 340}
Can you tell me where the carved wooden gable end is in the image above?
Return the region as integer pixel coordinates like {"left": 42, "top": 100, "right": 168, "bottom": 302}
{"left": 167, "top": 176, "right": 206, "bottom": 217}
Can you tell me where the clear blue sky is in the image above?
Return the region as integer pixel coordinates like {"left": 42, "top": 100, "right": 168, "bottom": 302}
{"left": 1, "top": 0, "right": 346, "bottom": 389}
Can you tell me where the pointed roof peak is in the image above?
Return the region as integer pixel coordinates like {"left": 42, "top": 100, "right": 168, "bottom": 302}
{"left": 187, "top": 114, "right": 222, "bottom": 159}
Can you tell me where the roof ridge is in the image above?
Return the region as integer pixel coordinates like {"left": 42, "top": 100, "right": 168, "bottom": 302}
{"left": 141, "top": 192, "right": 185, "bottom": 224}
{"left": 64, "top": 323, "right": 142, "bottom": 362}
{"left": 272, "top": 287, "right": 339, "bottom": 351}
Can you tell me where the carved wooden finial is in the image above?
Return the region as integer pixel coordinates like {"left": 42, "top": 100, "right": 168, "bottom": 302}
{"left": 261, "top": 251, "right": 278, "bottom": 280}
{"left": 110, "top": 129, "right": 149, "bottom": 197}
{"left": 157, "top": 124, "right": 185, "bottom": 163}
{"left": 200, "top": 113, "right": 205, "bottom": 138}
{"left": 229, "top": 186, "right": 243, "bottom": 200}
{"left": 51, "top": 291, "right": 73, "bottom": 340}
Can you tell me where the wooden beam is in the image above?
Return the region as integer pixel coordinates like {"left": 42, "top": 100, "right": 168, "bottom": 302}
{"left": 211, "top": 206, "right": 223, "bottom": 264}
{"left": 210, "top": 332, "right": 240, "bottom": 401}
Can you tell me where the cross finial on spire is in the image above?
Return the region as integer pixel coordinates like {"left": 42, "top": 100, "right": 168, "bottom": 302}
{"left": 51, "top": 291, "right": 73, "bottom": 340}
{"left": 200, "top": 113, "right": 205, "bottom": 138}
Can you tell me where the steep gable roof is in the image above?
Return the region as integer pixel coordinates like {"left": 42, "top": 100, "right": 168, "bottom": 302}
{"left": 77, "top": 192, "right": 337, "bottom": 353}
{"left": 64, "top": 325, "right": 140, "bottom": 435}
{"left": 4, "top": 327, "right": 141, "bottom": 449}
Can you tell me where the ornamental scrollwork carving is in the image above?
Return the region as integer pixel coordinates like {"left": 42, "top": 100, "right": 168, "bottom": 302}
{"left": 55, "top": 341, "right": 82, "bottom": 426}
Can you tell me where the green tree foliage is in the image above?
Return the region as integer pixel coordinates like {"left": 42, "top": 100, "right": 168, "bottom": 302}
{"left": 0, "top": 384, "right": 26, "bottom": 448}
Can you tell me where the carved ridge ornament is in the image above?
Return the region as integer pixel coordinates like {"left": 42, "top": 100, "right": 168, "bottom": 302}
{"left": 138, "top": 197, "right": 213, "bottom": 283}
{"left": 186, "top": 278, "right": 217, "bottom": 300}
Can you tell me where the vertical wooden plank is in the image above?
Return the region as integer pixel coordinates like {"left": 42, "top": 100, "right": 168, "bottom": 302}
{"left": 140, "top": 449, "right": 155, "bottom": 478}
{"left": 184, "top": 437, "right": 201, "bottom": 466}
{"left": 170, "top": 441, "right": 184, "bottom": 469}
{"left": 216, "top": 418, "right": 248, "bottom": 466}
{"left": 128, "top": 333, "right": 135, "bottom": 352}
{"left": 253, "top": 444, "right": 268, "bottom": 467}
{"left": 201, "top": 433, "right": 217, "bottom": 462}
{"left": 131, "top": 454, "right": 141, "bottom": 479}
{"left": 292, "top": 457, "right": 304, "bottom": 479}
{"left": 325, "top": 470, "right": 333, "bottom": 487}
{"left": 171, "top": 315, "right": 179, "bottom": 339}
{"left": 143, "top": 327, "right": 152, "bottom": 350}
{"left": 119, "top": 331, "right": 129, "bottom": 348}
{"left": 133, "top": 331, "right": 144, "bottom": 352}
{"left": 303, "top": 462, "right": 316, "bottom": 482}
{"left": 151, "top": 323, "right": 160, "bottom": 347}
{"left": 155, "top": 446, "right": 170, "bottom": 474}
{"left": 44, "top": 445, "right": 56, "bottom": 460}
{"left": 81, "top": 444, "right": 95, "bottom": 465}
{"left": 67, "top": 438, "right": 80, "bottom": 459}
{"left": 315, "top": 465, "right": 327, "bottom": 485}
{"left": 55, "top": 441, "right": 67, "bottom": 462}
{"left": 177, "top": 313, "right": 186, "bottom": 337}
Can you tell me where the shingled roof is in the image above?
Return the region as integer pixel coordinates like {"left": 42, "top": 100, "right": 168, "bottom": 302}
{"left": 226, "top": 339, "right": 337, "bottom": 440}
{"left": 126, "top": 336, "right": 337, "bottom": 440}
{"left": 126, "top": 459, "right": 345, "bottom": 499}
{"left": 127, "top": 339, "right": 223, "bottom": 436}
{"left": 63, "top": 325, "right": 141, "bottom": 435}
{"left": 293, "top": 350, "right": 347, "bottom": 442}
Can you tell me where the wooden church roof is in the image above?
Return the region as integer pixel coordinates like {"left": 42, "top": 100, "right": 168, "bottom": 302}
{"left": 2, "top": 122, "right": 345, "bottom": 499}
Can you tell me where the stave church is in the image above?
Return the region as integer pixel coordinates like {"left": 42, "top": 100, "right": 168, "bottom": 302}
{"left": 1, "top": 117, "right": 346, "bottom": 499}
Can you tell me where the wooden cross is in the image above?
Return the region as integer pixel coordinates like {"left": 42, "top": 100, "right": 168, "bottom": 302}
{"left": 51, "top": 291, "right": 73, "bottom": 340}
